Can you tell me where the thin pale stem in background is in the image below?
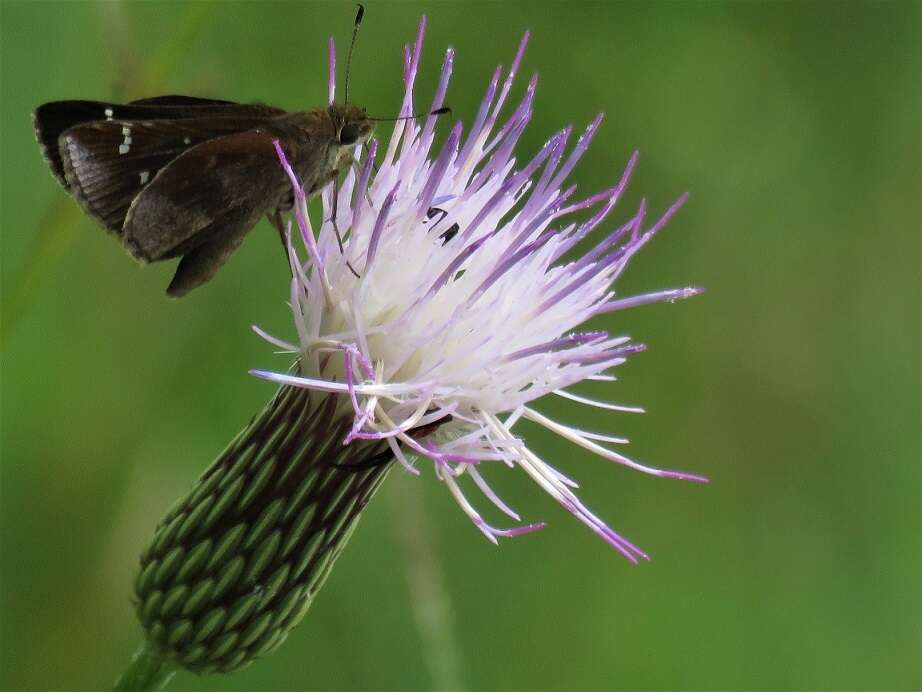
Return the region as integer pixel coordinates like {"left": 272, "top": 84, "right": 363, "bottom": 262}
{"left": 389, "top": 476, "right": 466, "bottom": 691}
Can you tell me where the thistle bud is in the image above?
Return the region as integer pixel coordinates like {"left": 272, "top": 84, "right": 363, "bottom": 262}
{"left": 132, "top": 385, "right": 390, "bottom": 675}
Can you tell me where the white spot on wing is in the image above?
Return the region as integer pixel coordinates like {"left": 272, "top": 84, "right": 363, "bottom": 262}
{"left": 119, "top": 126, "right": 132, "bottom": 155}
{"left": 139, "top": 170, "right": 150, "bottom": 185}
{"left": 104, "top": 107, "right": 114, "bottom": 120}
{"left": 183, "top": 137, "right": 191, "bottom": 145}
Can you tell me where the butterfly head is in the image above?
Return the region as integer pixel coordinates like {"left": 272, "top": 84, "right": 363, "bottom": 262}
{"left": 328, "top": 103, "right": 374, "bottom": 148}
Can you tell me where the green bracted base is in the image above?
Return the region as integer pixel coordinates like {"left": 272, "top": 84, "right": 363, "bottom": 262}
{"left": 131, "top": 385, "right": 391, "bottom": 677}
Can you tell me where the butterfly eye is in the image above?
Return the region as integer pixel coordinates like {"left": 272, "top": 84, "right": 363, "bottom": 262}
{"left": 339, "top": 123, "right": 361, "bottom": 145}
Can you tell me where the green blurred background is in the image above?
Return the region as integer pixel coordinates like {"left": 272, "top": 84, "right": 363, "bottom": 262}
{"left": 1, "top": 2, "right": 919, "bottom": 690}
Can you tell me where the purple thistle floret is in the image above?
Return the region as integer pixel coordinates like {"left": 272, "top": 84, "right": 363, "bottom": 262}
{"left": 252, "top": 17, "right": 704, "bottom": 562}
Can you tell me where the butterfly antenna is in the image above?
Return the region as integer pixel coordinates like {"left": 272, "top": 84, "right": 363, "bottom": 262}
{"left": 369, "top": 106, "right": 451, "bottom": 122}
{"left": 343, "top": 4, "right": 365, "bottom": 104}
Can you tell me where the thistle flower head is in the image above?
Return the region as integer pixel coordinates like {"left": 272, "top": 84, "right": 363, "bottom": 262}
{"left": 254, "top": 18, "right": 704, "bottom": 562}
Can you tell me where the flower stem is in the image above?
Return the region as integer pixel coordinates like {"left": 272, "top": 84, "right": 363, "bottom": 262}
{"left": 113, "top": 644, "right": 174, "bottom": 692}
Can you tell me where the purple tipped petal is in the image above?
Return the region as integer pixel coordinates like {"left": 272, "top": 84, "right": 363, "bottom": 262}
{"left": 521, "top": 124, "right": 570, "bottom": 214}
{"left": 491, "top": 31, "right": 530, "bottom": 121}
{"left": 594, "top": 287, "right": 705, "bottom": 315}
{"left": 456, "top": 66, "right": 502, "bottom": 170}
{"left": 420, "top": 48, "right": 454, "bottom": 146}
{"left": 365, "top": 185, "right": 400, "bottom": 271}
{"left": 417, "top": 121, "right": 463, "bottom": 220}
{"left": 274, "top": 141, "right": 325, "bottom": 275}
{"left": 503, "top": 332, "right": 608, "bottom": 362}
{"left": 492, "top": 522, "right": 546, "bottom": 538}
{"left": 351, "top": 139, "right": 378, "bottom": 231}
{"left": 546, "top": 113, "right": 604, "bottom": 194}
{"left": 483, "top": 72, "right": 539, "bottom": 158}
{"left": 409, "top": 15, "right": 426, "bottom": 86}
{"left": 638, "top": 193, "right": 690, "bottom": 246}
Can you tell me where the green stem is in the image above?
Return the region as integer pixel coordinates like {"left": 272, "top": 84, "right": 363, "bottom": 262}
{"left": 113, "top": 644, "right": 175, "bottom": 692}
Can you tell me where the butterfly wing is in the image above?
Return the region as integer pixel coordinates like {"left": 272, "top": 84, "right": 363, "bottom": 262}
{"left": 33, "top": 98, "right": 286, "bottom": 187}
{"left": 122, "top": 130, "right": 286, "bottom": 264}
{"left": 165, "top": 207, "right": 256, "bottom": 298}
{"left": 58, "top": 116, "right": 283, "bottom": 236}
{"left": 127, "top": 95, "right": 240, "bottom": 107}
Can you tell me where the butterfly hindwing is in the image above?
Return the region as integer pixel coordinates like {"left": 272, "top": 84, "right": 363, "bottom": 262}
{"left": 122, "top": 130, "right": 286, "bottom": 263}
{"left": 166, "top": 208, "right": 256, "bottom": 298}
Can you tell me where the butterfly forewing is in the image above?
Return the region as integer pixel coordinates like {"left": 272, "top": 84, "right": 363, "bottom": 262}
{"left": 33, "top": 98, "right": 286, "bottom": 187}
{"left": 59, "top": 116, "right": 284, "bottom": 236}
{"left": 127, "top": 95, "right": 240, "bottom": 107}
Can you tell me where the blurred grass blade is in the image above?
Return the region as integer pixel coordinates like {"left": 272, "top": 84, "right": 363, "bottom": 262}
{"left": 135, "top": 3, "right": 215, "bottom": 97}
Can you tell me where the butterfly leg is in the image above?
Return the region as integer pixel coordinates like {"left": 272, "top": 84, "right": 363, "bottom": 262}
{"left": 327, "top": 166, "right": 360, "bottom": 278}
{"left": 269, "top": 210, "right": 286, "bottom": 247}
{"left": 267, "top": 210, "right": 295, "bottom": 276}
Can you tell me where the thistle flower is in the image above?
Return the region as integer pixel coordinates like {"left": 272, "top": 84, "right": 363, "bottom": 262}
{"left": 254, "top": 18, "right": 705, "bottom": 562}
{"left": 119, "top": 18, "right": 703, "bottom": 690}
